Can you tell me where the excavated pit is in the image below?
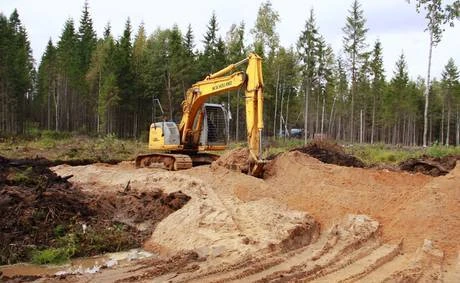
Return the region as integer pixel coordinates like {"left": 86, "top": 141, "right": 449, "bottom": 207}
{"left": 399, "top": 154, "right": 460, "bottom": 176}
{"left": 0, "top": 156, "right": 190, "bottom": 266}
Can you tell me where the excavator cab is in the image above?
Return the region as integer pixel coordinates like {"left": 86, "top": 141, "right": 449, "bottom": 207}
{"left": 199, "top": 103, "right": 228, "bottom": 146}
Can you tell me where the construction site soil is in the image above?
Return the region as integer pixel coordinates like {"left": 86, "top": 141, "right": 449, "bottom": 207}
{"left": 1, "top": 145, "right": 459, "bottom": 282}
{"left": 0, "top": 156, "right": 190, "bottom": 267}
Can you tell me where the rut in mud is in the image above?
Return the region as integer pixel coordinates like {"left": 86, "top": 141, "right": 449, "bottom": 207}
{"left": 0, "top": 156, "right": 190, "bottom": 265}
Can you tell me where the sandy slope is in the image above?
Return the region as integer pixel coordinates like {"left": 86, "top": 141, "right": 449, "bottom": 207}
{"left": 48, "top": 150, "right": 460, "bottom": 282}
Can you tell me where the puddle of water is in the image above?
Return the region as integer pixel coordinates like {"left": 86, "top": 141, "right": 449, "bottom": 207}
{"left": 0, "top": 248, "right": 155, "bottom": 278}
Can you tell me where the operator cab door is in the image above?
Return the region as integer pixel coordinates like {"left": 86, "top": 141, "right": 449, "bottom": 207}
{"left": 199, "top": 103, "right": 228, "bottom": 147}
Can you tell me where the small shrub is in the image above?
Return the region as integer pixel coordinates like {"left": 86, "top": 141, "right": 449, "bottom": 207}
{"left": 41, "top": 130, "right": 71, "bottom": 140}
{"left": 31, "top": 247, "right": 74, "bottom": 265}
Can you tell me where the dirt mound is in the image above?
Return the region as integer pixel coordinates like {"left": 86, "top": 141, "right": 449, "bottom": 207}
{"left": 0, "top": 156, "right": 190, "bottom": 265}
{"left": 384, "top": 161, "right": 460, "bottom": 257}
{"left": 143, "top": 173, "right": 319, "bottom": 265}
{"left": 263, "top": 150, "right": 323, "bottom": 179}
{"left": 291, "top": 140, "right": 365, "bottom": 168}
{"left": 399, "top": 154, "right": 459, "bottom": 176}
{"left": 212, "top": 148, "right": 249, "bottom": 173}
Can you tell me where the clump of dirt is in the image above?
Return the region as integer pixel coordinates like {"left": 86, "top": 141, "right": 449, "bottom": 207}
{"left": 212, "top": 148, "right": 250, "bottom": 173}
{"left": 291, "top": 140, "right": 365, "bottom": 168}
{"left": 0, "top": 156, "right": 190, "bottom": 265}
{"left": 399, "top": 155, "right": 459, "bottom": 176}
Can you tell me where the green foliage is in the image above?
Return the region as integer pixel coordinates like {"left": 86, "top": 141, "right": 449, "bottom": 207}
{"left": 31, "top": 247, "right": 74, "bottom": 265}
{"left": 251, "top": 0, "right": 280, "bottom": 57}
{"left": 3, "top": 2, "right": 460, "bottom": 148}
{"left": 347, "top": 144, "right": 418, "bottom": 165}
{"left": 425, "top": 145, "right": 460, "bottom": 158}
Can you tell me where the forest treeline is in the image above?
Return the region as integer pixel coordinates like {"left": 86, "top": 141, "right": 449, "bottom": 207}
{"left": 1, "top": 1, "right": 459, "bottom": 146}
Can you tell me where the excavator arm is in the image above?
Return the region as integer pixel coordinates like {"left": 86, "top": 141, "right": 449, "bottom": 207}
{"left": 179, "top": 53, "right": 265, "bottom": 175}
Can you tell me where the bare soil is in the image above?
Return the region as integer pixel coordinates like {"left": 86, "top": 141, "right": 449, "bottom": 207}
{"left": 289, "top": 140, "right": 365, "bottom": 168}
{"left": 2, "top": 145, "right": 460, "bottom": 282}
{"left": 0, "top": 156, "right": 190, "bottom": 266}
{"left": 399, "top": 154, "right": 460, "bottom": 176}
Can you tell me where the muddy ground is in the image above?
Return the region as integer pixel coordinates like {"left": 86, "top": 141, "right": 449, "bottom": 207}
{"left": 0, "top": 156, "right": 189, "bottom": 267}
{"left": 1, "top": 144, "right": 460, "bottom": 282}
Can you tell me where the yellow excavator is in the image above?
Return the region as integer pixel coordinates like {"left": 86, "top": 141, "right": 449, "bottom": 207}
{"left": 135, "top": 53, "right": 265, "bottom": 176}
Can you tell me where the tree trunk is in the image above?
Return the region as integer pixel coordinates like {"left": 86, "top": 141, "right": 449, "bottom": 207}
{"left": 304, "top": 83, "right": 309, "bottom": 145}
{"left": 167, "top": 72, "right": 173, "bottom": 121}
{"left": 273, "top": 69, "right": 280, "bottom": 138}
{"left": 359, "top": 109, "right": 363, "bottom": 144}
{"left": 328, "top": 93, "right": 338, "bottom": 134}
{"left": 315, "top": 88, "right": 320, "bottom": 135}
{"left": 446, "top": 103, "right": 451, "bottom": 146}
{"left": 321, "top": 91, "right": 325, "bottom": 135}
{"left": 456, "top": 105, "right": 459, "bottom": 146}
{"left": 371, "top": 93, "right": 376, "bottom": 144}
{"left": 54, "top": 77, "right": 59, "bottom": 131}
{"left": 236, "top": 89, "right": 240, "bottom": 141}
{"left": 441, "top": 102, "right": 444, "bottom": 145}
{"left": 423, "top": 31, "right": 433, "bottom": 147}
{"left": 350, "top": 53, "right": 356, "bottom": 144}
{"left": 279, "top": 82, "right": 284, "bottom": 138}
{"left": 286, "top": 91, "right": 290, "bottom": 140}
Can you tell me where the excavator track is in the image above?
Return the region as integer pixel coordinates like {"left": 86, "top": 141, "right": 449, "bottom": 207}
{"left": 135, "top": 153, "right": 193, "bottom": 171}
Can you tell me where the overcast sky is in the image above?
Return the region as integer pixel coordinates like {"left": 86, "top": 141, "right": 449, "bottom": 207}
{"left": 2, "top": 0, "right": 459, "bottom": 80}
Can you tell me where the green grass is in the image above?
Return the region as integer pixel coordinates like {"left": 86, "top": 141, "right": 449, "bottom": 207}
{"left": 0, "top": 131, "right": 149, "bottom": 162}
{"left": 346, "top": 143, "right": 460, "bottom": 166}
{"left": 2, "top": 130, "right": 459, "bottom": 166}
{"left": 31, "top": 247, "right": 75, "bottom": 265}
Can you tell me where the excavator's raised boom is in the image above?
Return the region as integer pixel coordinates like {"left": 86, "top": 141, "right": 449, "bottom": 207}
{"left": 179, "top": 53, "right": 264, "bottom": 174}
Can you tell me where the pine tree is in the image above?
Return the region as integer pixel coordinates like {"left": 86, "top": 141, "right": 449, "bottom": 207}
{"left": 0, "top": 10, "right": 34, "bottom": 134}
{"left": 200, "top": 12, "right": 224, "bottom": 75}
{"left": 114, "top": 18, "right": 134, "bottom": 136}
{"left": 297, "top": 8, "right": 319, "bottom": 143}
{"left": 342, "top": 0, "right": 368, "bottom": 143}
{"left": 78, "top": 0, "right": 97, "bottom": 131}
{"left": 56, "top": 18, "right": 79, "bottom": 131}
{"left": 369, "top": 40, "right": 385, "bottom": 143}
{"left": 36, "top": 39, "right": 57, "bottom": 130}
{"left": 182, "top": 24, "right": 198, "bottom": 88}
{"left": 441, "top": 58, "right": 459, "bottom": 145}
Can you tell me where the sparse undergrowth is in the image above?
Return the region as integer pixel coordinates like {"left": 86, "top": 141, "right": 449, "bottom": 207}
{"left": 346, "top": 143, "right": 460, "bottom": 165}
{"left": 1, "top": 132, "right": 459, "bottom": 167}
{"left": 0, "top": 131, "right": 149, "bottom": 162}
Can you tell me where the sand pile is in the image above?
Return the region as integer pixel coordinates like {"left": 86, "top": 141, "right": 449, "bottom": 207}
{"left": 142, "top": 173, "right": 319, "bottom": 263}
{"left": 384, "top": 161, "right": 460, "bottom": 256}
{"left": 53, "top": 164, "right": 320, "bottom": 265}
{"left": 233, "top": 150, "right": 460, "bottom": 258}
{"left": 212, "top": 148, "right": 250, "bottom": 173}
